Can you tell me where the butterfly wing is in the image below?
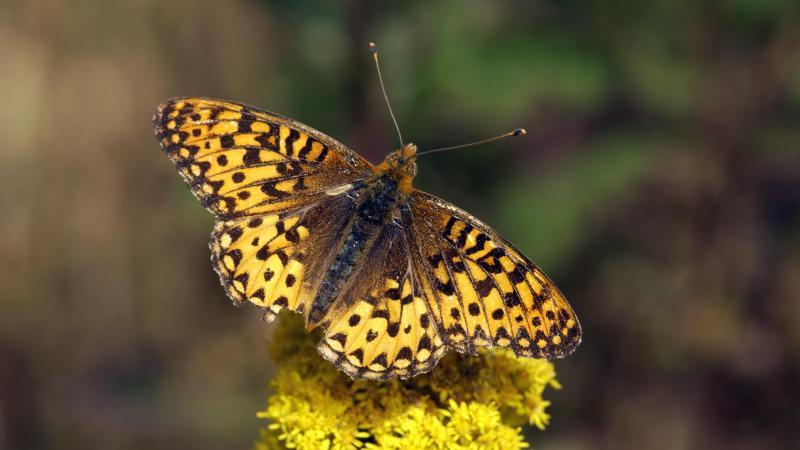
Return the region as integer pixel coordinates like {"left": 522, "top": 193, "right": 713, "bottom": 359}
{"left": 317, "top": 211, "right": 446, "bottom": 380}
{"left": 407, "top": 191, "right": 581, "bottom": 360}
{"left": 208, "top": 194, "right": 355, "bottom": 319}
{"left": 155, "top": 97, "right": 580, "bottom": 379}
{"left": 316, "top": 190, "right": 581, "bottom": 381}
{"left": 154, "top": 97, "right": 372, "bottom": 317}
{"left": 154, "top": 97, "right": 373, "bottom": 219}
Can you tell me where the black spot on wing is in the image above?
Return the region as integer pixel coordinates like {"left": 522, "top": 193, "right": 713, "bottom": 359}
{"left": 427, "top": 254, "right": 444, "bottom": 268}
{"left": 465, "top": 233, "right": 489, "bottom": 255}
{"left": 275, "top": 250, "right": 289, "bottom": 265}
{"left": 371, "top": 353, "right": 388, "bottom": 368}
{"left": 396, "top": 346, "right": 412, "bottom": 361}
{"left": 315, "top": 145, "right": 329, "bottom": 162}
{"left": 234, "top": 273, "right": 249, "bottom": 288}
{"left": 255, "top": 133, "right": 273, "bottom": 149}
{"left": 260, "top": 181, "right": 290, "bottom": 199}
{"left": 329, "top": 332, "right": 347, "bottom": 347}
{"left": 504, "top": 292, "right": 521, "bottom": 308}
{"left": 349, "top": 348, "right": 364, "bottom": 364}
{"left": 285, "top": 227, "right": 301, "bottom": 243}
{"left": 418, "top": 335, "right": 431, "bottom": 351}
{"left": 209, "top": 107, "right": 223, "bottom": 120}
{"left": 284, "top": 129, "right": 299, "bottom": 157}
{"left": 455, "top": 224, "right": 473, "bottom": 248}
{"left": 296, "top": 137, "right": 314, "bottom": 160}
{"left": 436, "top": 280, "right": 456, "bottom": 296}
{"left": 385, "top": 287, "right": 401, "bottom": 300}
{"left": 238, "top": 118, "right": 253, "bottom": 132}
{"left": 419, "top": 313, "right": 430, "bottom": 328}
{"left": 509, "top": 263, "right": 527, "bottom": 284}
{"left": 244, "top": 148, "right": 261, "bottom": 165}
{"left": 443, "top": 216, "right": 457, "bottom": 237}
{"left": 371, "top": 309, "right": 389, "bottom": 320}
{"left": 220, "top": 134, "right": 235, "bottom": 149}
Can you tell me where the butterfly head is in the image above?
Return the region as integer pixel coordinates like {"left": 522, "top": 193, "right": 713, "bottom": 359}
{"left": 377, "top": 143, "right": 418, "bottom": 191}
{"left": 367, "top": 42, "right": 525, "bottom": 193}
{"left": 385, "top": 143, "right": 418, "bottom": 174}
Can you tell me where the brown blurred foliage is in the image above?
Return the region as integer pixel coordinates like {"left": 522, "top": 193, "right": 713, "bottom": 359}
{"left": 0, "top": 1, "right": 798, "bottom": 449}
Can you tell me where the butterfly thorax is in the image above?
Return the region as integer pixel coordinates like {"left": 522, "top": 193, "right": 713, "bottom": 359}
{"left": 306, "top": 146, "right": 416, "bottom": 328}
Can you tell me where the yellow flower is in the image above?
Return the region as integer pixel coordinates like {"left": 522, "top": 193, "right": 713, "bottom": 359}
{"left": 254, "top": 315, "right": 562, "bottom": 450}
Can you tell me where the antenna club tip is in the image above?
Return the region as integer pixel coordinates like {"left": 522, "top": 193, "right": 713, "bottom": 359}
{"left": 513, "top": 128, "right": 527, "bottom": 137}
{"left": 368, "top": 42, "right": 377, "bottom": 53}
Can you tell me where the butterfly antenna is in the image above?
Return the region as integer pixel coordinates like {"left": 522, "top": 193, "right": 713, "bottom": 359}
{"left": 369, "top": 42, "right": 404, "bottom": 146}
{"left": 417, "top": 128, "right": 527, "bottom": 156}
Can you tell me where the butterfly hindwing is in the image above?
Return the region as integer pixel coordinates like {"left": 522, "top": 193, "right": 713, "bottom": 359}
{"left": 408, "top": 191, "right": 582, "bottom": 359}
{"left": 210, "top": 212, "right": 307, "bottom": 316}
{"left": 209, "top": 192, "right": 356, "bottom": 318}
{"left": 154, "top": 97, "right": 373, "bottom": 219}
{"left": 317, "top": 219, "right": 446, "bottom": 380}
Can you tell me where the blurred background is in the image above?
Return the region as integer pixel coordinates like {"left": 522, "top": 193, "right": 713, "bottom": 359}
{"left": 1, "top": 0, "right": 799, "bottom": 449}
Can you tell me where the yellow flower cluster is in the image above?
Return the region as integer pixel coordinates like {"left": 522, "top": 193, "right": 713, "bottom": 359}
{"left": 254, "top": 315, "right": 561, "bottom": 450}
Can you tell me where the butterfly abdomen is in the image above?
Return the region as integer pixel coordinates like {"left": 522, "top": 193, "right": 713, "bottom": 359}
{"left": 307, "top": 176, "right": 401, "bottom": 327}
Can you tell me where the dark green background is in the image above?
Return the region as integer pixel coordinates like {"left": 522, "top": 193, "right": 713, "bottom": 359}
{"left": 1, "top": 0, "right": 799, "bottom": 449}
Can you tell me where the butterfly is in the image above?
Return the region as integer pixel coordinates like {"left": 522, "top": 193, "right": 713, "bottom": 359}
{"left": 153, "top": 46, "right": 581, "bottom": 381}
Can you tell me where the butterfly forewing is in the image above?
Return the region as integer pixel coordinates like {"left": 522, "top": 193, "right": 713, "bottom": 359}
{"left": 209, "top": 194, "right": 355, "bottom": 313}
{"left": 154, "top": 97, "right": 373, "bottom": 219}
{"left": 407, "top": 191, "right": 582, "bottom": 359}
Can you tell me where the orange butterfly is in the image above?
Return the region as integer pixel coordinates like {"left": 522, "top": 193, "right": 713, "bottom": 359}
{"left": 154, "top": 44, "right": 581, "bottom": 380}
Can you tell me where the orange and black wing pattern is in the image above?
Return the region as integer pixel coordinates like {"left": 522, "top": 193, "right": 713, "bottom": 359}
{"left": 314, "top": 190, "right": 581, "bottom": 381}
{"left": 317, "top": 218, "right": 446, "bottom": 380}
{"left": 406, "top": 191, "right": 582, "bottom": 360}
{"left": 154, "top": 98, "right": 371, "bottom": 317}
{"left": 155, "top": 97, "right": 580, "bottom": 381}
{"left": 153, "top": 97, "right": 372, "bottom": 219}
